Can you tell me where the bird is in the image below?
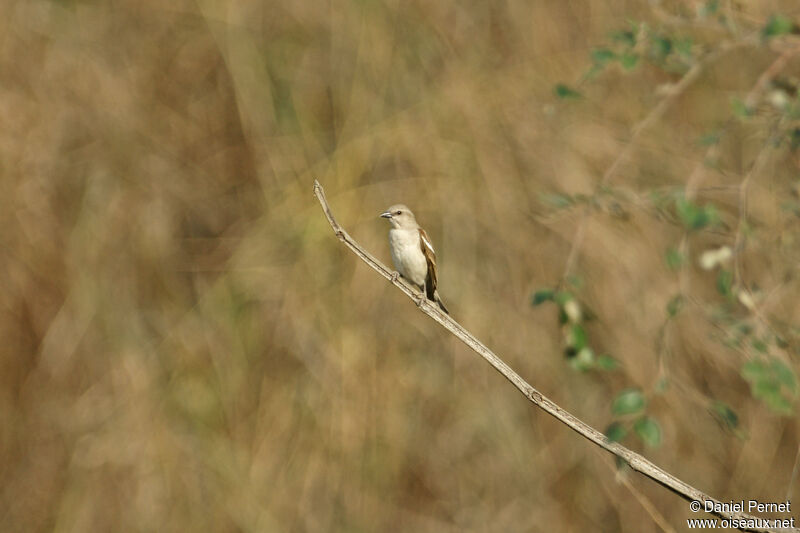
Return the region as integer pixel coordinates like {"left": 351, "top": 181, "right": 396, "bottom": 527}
{"left": 380, "top": 204, "right": 449, "bottom": 314}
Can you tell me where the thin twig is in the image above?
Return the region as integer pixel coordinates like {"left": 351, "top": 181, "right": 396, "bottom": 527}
{"left": 614, "top": 462, "right": 678, "bottom": 533}
{"left": 313, "top": 180, "right": 792, "bottom": 533}
{"left": 732, "top": 139, "right": 773, "bottom": 286}
{"left": 743, "top": 47, "right": 800, "bottom": 110}
{"left": 788, "top": 444, "right": 800, "bottom": 503}
{"left": 735, "top": 45, "right": 800, "bottom": 289}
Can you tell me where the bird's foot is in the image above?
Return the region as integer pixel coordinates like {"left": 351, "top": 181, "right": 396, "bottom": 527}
{"left": 390, "top": 271, "right": 400, "bottom": 283}
{"left": 415, "top": 293, "right": 426, "bottom": 308}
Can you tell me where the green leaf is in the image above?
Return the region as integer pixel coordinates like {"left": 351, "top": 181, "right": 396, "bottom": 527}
{"left": 697, "top": 131, "right": 722, "bottom": 146}
{"left": 763, "top": 14, "right": 796, "bottom": 38}
{"left": 651, "top": 37, "right": 672, "bottom": 59}
{"left": 716, "top": 269, "right": 733, "bottom": 298}
{"left": 619, "top": 53, "right": 639, "bottom": 70}
{"left": 554, "top": 291, "right": 573, "bottom": 306}
{"left": 591, "top": 48, "right": 616, "bottom": 66}
{"left": 612, "top": 388, "right": 646, "bottom": 416}
{"left": 676, "top": 196, "right": 718, "bottom": 230}
{"left": 731, "top": 98, "right": 753, "bottom": 119}
{"left": 790, "top": 128, "right": 800, "bottom": 151}
{"left": 605, "top": 422, "right": 628, "bottom": 443}
{"left": 531, "top": 289, "right": 555, "bottom": 306}
{"left": 699, "top": 0, "right": 719, "bottom": 17}
{"left": 698, "top": 204, "right": 719, "bottom": 229}
{"left": 772, "top": 359, "right": 798, "bottom": 395}
{"left": 570, "top": 347, "right": 595, "bottom": 371}
{"left": 566, "top": 275, "right": 584, "bottom": 289}
{"left": 596, "top": 354, "right": 619, "bottom": 371}
{"left": 554, "top": 83, "right": 582, "bottom": 99}
{"left": 610, "top": 29, "right": 636, "bottom": 48}
{"left": 741, "top": 358, "right": 768, "bottom": 382}
{"left": 764, "top": 393, "right": 794, "bottom": 415}
{"left": 665, "top": 247, "right": 684, "bottom": 270}
{"left": 675, "top": 38, "right": 693, "bottom": 58}
{"left": 567, "top": 324, "right": 588, "bottom": 351}
{"left": 666, "top": 294, "right": 684, "bottom": 317}
{"left": 751, "top": 337, "right": 768, "bottom": 354}
{"left": 710, "top": 401, "right": 739, "bottom": 429}
{"left": 634, "top": 416, "right": 662, "bottom": 447}
{"left": 742, "top": 357, "right": 797, "bottom": 415}
{"left": 676, "top": 197, "right": 697, "bottom": 227}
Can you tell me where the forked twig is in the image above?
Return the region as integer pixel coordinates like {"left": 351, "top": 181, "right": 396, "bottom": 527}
{"left": 313, "top": 180, "right": 790, "bottom": 533}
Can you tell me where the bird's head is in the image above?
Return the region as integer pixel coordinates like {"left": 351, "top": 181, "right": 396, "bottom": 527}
{"left": 380, "top": 204, "right": 417, "bottom": 229}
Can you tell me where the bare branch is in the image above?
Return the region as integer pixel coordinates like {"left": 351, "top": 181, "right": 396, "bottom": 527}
{"left": 313, "top": 180, "right": 793, "bottom": 533}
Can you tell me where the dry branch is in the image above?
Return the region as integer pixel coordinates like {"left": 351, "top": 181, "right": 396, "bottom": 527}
{"left": 313, "top": 180, "right": 793, "bottom": 533}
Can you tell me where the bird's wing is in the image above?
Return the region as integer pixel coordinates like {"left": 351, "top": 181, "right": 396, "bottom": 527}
{"left": 418, "top": 228, "right": 437, "bottom": 298}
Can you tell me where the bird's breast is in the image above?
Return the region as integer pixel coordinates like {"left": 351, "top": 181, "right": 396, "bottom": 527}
{"left": 388, "top": 228, "right": 427, "bottom": 286}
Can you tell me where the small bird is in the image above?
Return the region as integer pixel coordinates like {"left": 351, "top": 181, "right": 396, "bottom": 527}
{"left": 380, "top": 204, "right": 449, "bottom": 314}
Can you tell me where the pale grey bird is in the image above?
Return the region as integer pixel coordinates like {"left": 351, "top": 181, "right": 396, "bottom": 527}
{"left": 380, "top": 204, "right": 449, "bottom": 314}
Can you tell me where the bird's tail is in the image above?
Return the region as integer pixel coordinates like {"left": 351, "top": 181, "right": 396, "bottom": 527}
{"left": 432, "top": 290, "right": 449, "bottom": 314}
{"left": 424, "top": 282, "right": 449, "bottom": 314}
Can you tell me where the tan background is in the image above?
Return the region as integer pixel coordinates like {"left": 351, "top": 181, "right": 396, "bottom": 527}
{"left": 2, "top": 0, "right": 799, "bottom": 531}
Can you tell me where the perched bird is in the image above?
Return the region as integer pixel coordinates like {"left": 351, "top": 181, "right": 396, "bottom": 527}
{"left": 380, "top": 204, "right": 449, "bottom": 314}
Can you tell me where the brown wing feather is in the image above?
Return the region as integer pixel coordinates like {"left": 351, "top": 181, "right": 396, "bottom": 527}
{"left": 418, "top": 228, "right": 437, "bottom": 300}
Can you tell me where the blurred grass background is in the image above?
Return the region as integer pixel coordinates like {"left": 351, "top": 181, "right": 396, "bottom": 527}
{"left": 2, "top": 0, "right": 800, "bottom": 531}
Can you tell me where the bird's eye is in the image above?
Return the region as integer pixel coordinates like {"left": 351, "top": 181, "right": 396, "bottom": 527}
{"left": 395, "top": 210, "right": 402, "bottom": 215}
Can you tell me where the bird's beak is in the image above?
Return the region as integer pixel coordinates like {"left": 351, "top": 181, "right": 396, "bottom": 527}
{"left": 380, "top": 211, "right": 392, "bottom": 219}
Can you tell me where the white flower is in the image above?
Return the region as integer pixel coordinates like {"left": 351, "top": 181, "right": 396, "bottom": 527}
{"left": 699, "top": 246, "right": 732, "bottom": 270}
{"left": 563, "top": 299, "right": 582, "bottom": 323}
{"left": 737, "top": 289, "right": 755, "bottom": 310}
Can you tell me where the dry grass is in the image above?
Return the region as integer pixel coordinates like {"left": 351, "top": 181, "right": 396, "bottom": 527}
{"left": 2, "top": 0, "right": 800, "bottom": 531}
